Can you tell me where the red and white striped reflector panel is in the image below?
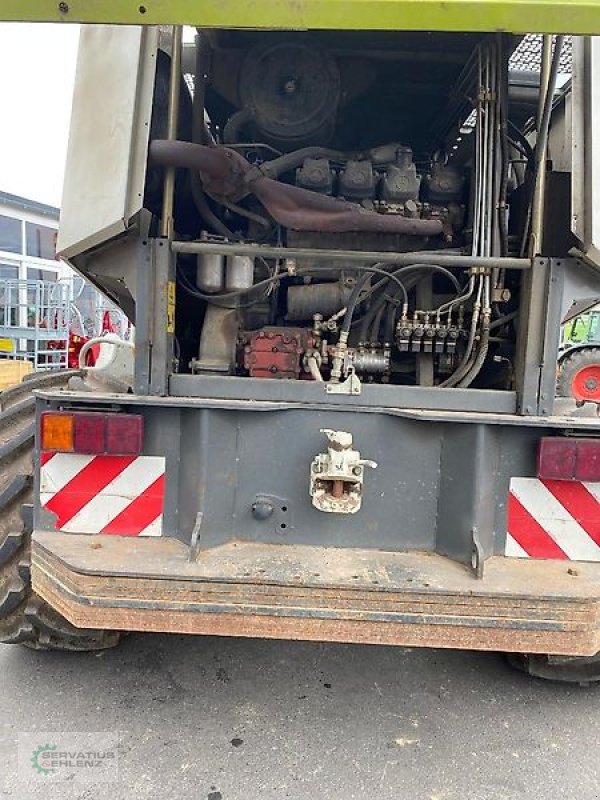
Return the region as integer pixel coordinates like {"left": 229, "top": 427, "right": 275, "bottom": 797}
{"left": 40, "top": 453, "right": 166, "bottom": 536}
{"left": 506, "top": 477, "right": 600, "bottom": 560}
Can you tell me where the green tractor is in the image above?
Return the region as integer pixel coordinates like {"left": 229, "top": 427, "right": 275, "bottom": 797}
{"left": 558, "top": 297, "right": 600, "bottom": 403}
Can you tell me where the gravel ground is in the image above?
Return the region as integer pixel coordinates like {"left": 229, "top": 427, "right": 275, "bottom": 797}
{"left": 1, "top": 633, "right": 599, "bottom": 799}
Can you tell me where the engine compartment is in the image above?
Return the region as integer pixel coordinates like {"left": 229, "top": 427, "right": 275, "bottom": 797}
{"left": 147, "top": 29, "right": 547, "bottom": 391}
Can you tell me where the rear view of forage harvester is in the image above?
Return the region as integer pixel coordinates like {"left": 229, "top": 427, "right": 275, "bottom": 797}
{"left": 2, "top": 5, "right": 600, "bottom": 682}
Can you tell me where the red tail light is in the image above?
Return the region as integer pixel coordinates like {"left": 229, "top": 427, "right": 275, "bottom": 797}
{"left": 41, "top": 412, "right": 143, "bottom": 455}
{"left": 538, "top": 437, "right": 600, "bottom": 481}
{"left": 73, "top": 413, "right": 106, "bottom": 454}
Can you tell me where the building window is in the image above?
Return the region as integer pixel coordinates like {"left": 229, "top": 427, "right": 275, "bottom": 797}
{"left": 0, "top": 263, "right": 18, "bottom": 280}
{"left": 25, "top": 222, "right": 56, "bottom": 260}
{"left": 27, "top": 267, "right": 58, "bottom": 282}
{"left": 0, "top": 215, "right": 22, "bottom": 255}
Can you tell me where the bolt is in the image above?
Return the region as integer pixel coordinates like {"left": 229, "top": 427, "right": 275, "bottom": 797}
{"left": 284, "top": 79, "right": 297, "bottom": 94}
{"left": 352, "top": 466, "right": 362, "bottom": 476}
{"left": 58, "top": 1, "right": 69, "bottom": 11}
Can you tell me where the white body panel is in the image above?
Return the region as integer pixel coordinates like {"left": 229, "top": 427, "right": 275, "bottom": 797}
{"left": 58, "top": 25, "right": 158, "bottom": 259}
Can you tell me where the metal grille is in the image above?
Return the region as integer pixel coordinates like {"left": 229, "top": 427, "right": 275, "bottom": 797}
{"left": 0, "top": 279, "right": 71, "bottom": 369}
{"left": 509, "top": 34, "right": 573, "bottom": 74}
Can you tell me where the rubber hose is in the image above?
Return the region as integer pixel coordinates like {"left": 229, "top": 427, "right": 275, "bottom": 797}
{"left": 457, "top": 328, "right": 490, "bottom": 388}
{"left": 340, "top": 273, "right": 372, "bottom": 337}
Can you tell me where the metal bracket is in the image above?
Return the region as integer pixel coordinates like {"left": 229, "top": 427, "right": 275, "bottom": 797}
{"left": 252, "top": 494, "right": 293, "bottom": 535}
{"left": 20, "top": 502, "right": 34, "bottom": 535}
{"left": 325, "top": 370, "right": 362, "bottom": 395}
{"left": 188, "top": 512, "right": 204, "bottom": 561}
{"left": 470, "top": 527, "right": 485, "bottom": 579}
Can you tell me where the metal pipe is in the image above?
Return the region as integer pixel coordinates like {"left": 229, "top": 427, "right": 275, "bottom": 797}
{"left": 529, "top": 35, "right": 554, "bottom": 257}
{"left": 306, "top": 355, "right": 324, "bottom": 382}
{"left": 481, "top": 47, "right": 491, "bottom": 257}
{"left": 192, "top": 32, "right": 208, "bottom": 145}
{"left": 471, "top": 48, "right": 483, "bottom": 257}
{"left": 160, "top": 25, "right": 183, "bottom": 239}
{"left": 171, "top": 240, "right": 531, "bottom": 270}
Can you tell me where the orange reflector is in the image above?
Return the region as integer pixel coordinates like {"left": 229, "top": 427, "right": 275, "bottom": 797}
{"left": 41, "top": 412, "right": 74, "bottom": 453}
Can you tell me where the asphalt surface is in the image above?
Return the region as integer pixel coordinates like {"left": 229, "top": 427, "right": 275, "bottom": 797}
{"left": 1, "top": 633, "right": 600, "bottom": 800}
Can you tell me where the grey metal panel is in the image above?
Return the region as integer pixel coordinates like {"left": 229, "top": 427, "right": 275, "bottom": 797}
{"left": 437, "top": 424, "right": 501, "bottom": 565}
{"left": 561, "top": 257, "right": 600, "bottom": 319}
{"left": 135, "top": 238, "right": 176, "bottom": 395}
{"left": 571, "top": 36, "right": 600, "bottom": 268}
{"left": 58, "top": 26, "right": 158, "bottom": 260}
{"left": 514, "top": 257, "right": 566, "bottom": 416}
{"left": 538, "top": 258, "right": 566, "bottom": 416}
{"left": 162, "top": 408, "right": 443, "bottom": 552}
{"left": 34, "top": 386, "right": 600, "bottom": 429}
{"left": 31, "top": 395, "right": 560, "bottom": 564}
{"left": 170, "top": 374, "right": 517, "bottom": 414}
{"left": 547, "top": 90, "right": 573, "bottom": 174}
{"left": 134, "top": 240, "right": 153, "bottom": 394}
{"left": 73, "top": 232, "right": 140, "bottom": 322}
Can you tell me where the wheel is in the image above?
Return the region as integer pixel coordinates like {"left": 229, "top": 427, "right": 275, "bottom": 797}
{"left": 0, "top": 370, "right": 120, "bottom": 651}
{"left": 507, "top": 652, "right": 600, "bottom": 684}
{"left": 557, "top": 348, "right": 600, "bottom": 401}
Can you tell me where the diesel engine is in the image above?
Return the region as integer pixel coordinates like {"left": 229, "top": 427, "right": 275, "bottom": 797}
{"left": 146, "top": 30, "right": 536, "bottom": 391}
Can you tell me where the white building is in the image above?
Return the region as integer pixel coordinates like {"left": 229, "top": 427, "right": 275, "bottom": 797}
{"left": 0, "top": 191, "right": 128, "bottom": 368}
{"left": 0, "top": 190, "right": 70, "bottom": 284}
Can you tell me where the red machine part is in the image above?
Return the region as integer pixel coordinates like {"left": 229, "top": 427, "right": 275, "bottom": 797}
{"left": 47, "top": 333, "right": 97, "bottom": 368}
{"left": 572, "top": 364, "right": 600, "bottom": 403}
{"left": 241, "top": 327, "right": 315, "bottom": 379}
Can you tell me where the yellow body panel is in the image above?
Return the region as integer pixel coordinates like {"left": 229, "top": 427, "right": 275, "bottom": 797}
{"left": 1, "top": 0, "right": 600, "bottom": 34}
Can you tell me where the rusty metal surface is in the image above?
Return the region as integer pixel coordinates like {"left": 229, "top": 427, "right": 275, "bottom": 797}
{"left": 31, "top": 532, "right": 600, "bottom": 656}
{"left": 149, "top": 140, "right": 443, "bottom": 236}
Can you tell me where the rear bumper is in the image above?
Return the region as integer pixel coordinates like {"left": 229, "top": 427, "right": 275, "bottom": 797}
{"left": 31, "top": 531, "right": 600, "bottom": 656}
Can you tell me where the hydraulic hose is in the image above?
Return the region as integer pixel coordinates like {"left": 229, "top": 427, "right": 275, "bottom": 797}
{"left": 369, "top": 304, "right": 385, "bottom": 344}
{"left": 437, "top": 276, "right": 483, "bottom": 388}
{"left": 340, "top": 273, "right": 372, "bottom": 337}
{"left": 457, "top": 326, "right": 490, "bottom": 388}
{"left": 329, "top": 273, "right": 373, "bottom": 383}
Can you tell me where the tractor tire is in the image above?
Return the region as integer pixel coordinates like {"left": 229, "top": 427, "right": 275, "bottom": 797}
{"left": 0, "top": 370, "right": 120, "bottom": 651}
{"left": 557, "top": 347, "right": 600, "bottom": 399}
{"left": 507, "top": 652, "right": 600, "bottom": 684}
